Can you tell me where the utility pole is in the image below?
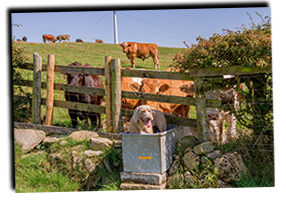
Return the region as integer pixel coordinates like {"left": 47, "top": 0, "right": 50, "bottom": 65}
{"left": 113, "top": 11, "right": 118, "bottom": 44}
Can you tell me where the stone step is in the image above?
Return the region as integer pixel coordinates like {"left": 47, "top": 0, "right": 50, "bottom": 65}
{"left": 120, "top": 182, "right": 166, "bottom": 190}
{"left": 121, "top": 172, "right": 167, "bottom": 185}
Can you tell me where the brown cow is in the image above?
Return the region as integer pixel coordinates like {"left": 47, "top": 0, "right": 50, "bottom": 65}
{"left": 136, "top": 68, "right": 195, "bottom": 117}
{"left": 56, "top": 34, "right": 70, "bottom": 42}
{"left": 43, "top": 34, "right": 56, "bottom": 43}
{"left": 121, "top": 67, "right": 146, "bottom": 110}
{"left": 95, "top": 38, "right": 103, "bottom": 43}
{"left": 119, "top": 41, "right": 160, "bottom": 69}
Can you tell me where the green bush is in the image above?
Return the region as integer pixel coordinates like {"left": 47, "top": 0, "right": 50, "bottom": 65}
{"left": 172, "top": 12, "right": 271, "bottom": 70}
{"left": 12, "top": 41, "right": 32, "bottom": 122}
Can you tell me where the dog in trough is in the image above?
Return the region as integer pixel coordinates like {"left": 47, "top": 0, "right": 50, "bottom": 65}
{"left": 129, "top": 105, "right": 167, "bottom": 134}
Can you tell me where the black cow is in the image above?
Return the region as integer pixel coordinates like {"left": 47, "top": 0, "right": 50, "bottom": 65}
{"left": 65, "top": 62, "right": 104, "bottom": 128}
{"left": 75, "top": 39, "right": 84, "bottom": 42}
{"left": 22, "top": 36, "right": 27, "bottom": 42}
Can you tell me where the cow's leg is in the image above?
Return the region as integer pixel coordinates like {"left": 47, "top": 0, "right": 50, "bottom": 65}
{"left": 131, "top": 55, "right": 136, "bottom": 68}
{"left": 89, "top": 112, "right": 98, "bottom": 128}
{"left": 152, "top": 54, "right": 160, "bottom": 69}
{"left": 68, "top": 109, "right": 78, "bottom": 128}
{"left": 97, "top": 113, "right": 103, "bottom": 128}
{"left": 79, "top": 111, "right": 89, "bottom": 126}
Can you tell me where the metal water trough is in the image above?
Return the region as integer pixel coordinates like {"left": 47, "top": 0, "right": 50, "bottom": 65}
{"left": 120, "top": 125, "right": 184, "bottom": 174}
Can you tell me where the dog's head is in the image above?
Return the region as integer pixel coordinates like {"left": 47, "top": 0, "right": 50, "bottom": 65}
{"left": 133, "top": 105, "right": 153, "bottom": 128}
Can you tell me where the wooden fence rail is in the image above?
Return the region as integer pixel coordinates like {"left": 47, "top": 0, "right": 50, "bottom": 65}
{"left": 14, "top": 53, "right": 272, "bottom": 142}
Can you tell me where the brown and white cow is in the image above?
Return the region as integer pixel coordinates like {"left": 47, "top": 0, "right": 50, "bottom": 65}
{"left": 43, "top": 34, "right": 56, "bottom": 43}
{"left": 56, "top": 34, "right": 70, "bottom": 42}
{"left": 119, "top": 41, "right": 160, "bottom": 69}
{"left": 121, "top": 67, "right": 147, "bottom": 110}
{"left": 76, "top": 38, "right": 84, "bottom": 43}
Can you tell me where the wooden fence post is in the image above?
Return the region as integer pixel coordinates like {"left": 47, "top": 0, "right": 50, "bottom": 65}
{"left": 104, "top": 56, "right": 113, "bottom": 132}
{"left": 111, "top": 58, "right": 122, "bottom": 133}
{"left": 194, "top": 77, "right": 210, "bottom": 142}
{"left": 32, "top": 53, "right": 42, "bottom": 124}
{"left": 45, "top": 55, "right": 55, "bottom": 126}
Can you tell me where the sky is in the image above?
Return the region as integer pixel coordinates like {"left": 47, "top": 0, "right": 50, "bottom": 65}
{"left": 11, "top": 7, "right": 271, "bottom": 48}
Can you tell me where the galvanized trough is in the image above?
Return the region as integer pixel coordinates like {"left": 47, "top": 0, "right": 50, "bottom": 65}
{"left": 120, "top": 125, "right": 184, "bottom": 174}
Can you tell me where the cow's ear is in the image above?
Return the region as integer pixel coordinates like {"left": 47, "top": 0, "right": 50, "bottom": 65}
{"left": 130, "top": 83, "right": 140, "bottom": 91}
{"left": 119, "top": 43, "right": 122, "bottom": 47}
{"left": 159, "top": 83, "right": 170, "bottom": 93}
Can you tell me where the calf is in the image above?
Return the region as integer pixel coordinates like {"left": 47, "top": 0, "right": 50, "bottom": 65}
{"left": 65, "top": 62, "right": 104, "bottom": 128}
{"left": 95, "top": 38, "right": 103, "bottom": 43}
{"left": 43, "top": 34, "right": 56, "bottom": 43}
{"left": 119, "top": 41, "right": 160, "bottom": 69}
{"left": 180, "top": 78, "right": 242, "bottom": 142}
{"left": 206, "top": 86, "right": 242, "bottom": 143}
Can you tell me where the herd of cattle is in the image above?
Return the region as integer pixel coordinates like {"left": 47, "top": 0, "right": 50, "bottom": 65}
{"left": 17, "top": 34, "right": 103, "bottom": 44}
{"left": 65, "top": 59, "right": 241, "bottom": 143}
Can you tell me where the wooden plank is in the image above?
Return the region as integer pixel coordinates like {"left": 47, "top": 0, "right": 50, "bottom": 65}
{"left": 49, "top": 99, "right": 106, "bottom": 114}
{"left": 122, "top": 69, "right": 193, "bottom": 80}
{"left": 105, "top": 56, "right": 113, "bottom": 132}
{"left": 14, "top": 95, "right": 106, "bottom": 114}
{"left": 122, "top": 91, "right": 196, "bottom": 106}
{"left": 189, "top": 65, "right": 272, "bottom": 77}
{"left": 14, "top": 122, "right": 77, "bottom": 135}
{"left": 14, "top": 122, "right": 122, "bottom": 139}
{"left": 111, "top": 59, "right": 122, "bottom": 133}
{"left": 55, "top": 65, "right": 104, "bottom": 75}
{"left": 32, "top": 53, "right": 42, "bottom": 124}
{"left": 45, "top": 54, "right": 55, "bottom": 126}
{"left": 19, "top": 63, "right": 105, "bottom": 75}
{"left": 121, "top": 108, "right": 197, "bottom": 128}
{"left": 19, "top": 63, "right": 272, "bottom": 78}
{"left": 15, "top": 80, "right": 105, "bottom": 96}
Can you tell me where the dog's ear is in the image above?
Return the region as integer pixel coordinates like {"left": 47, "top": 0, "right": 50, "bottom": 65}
{"left": 133, "top": 107, "right": 139, "bottom": 122}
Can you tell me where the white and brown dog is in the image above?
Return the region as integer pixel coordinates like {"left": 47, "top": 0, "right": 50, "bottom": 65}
{"left": 129, "top": 105, "right": 167, "bottom": 134}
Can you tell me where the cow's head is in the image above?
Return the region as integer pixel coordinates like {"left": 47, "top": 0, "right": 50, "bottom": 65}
{"left": 119, "top": 41, "right": 131, "bottom": 53}
{"left": 66, "top": 73, "right": 84, "bottom": 86}
{"left": 179, "top": 82, "right": 195, "bottom": 97}
{"left": 139, "top": 79, "right": 170, "bottom": 95}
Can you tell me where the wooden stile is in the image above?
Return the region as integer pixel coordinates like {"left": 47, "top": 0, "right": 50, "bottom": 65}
{"left": 104, "top": 56, "right": 113, "bottom": 132}
{"left": 45, "top": 55, "right": 55, "bottom": 126}
{"left": 32, "top": 53, "right": 42, "bottom": 124}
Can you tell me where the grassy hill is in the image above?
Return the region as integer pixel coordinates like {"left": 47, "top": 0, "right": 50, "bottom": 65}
{"left": 15, "top": 42, "right": 184, "bottom": 70}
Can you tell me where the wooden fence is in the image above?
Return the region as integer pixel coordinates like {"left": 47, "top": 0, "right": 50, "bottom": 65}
{"left": 14, "top": 53, "right": 272, "bottom": 142}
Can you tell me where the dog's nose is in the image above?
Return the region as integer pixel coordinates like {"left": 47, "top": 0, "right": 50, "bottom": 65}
{"left": 147, "top": 116, "right": 152, "bottom": 120}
